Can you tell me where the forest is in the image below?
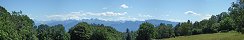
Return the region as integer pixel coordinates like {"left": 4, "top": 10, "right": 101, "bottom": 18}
{"left": 1, "top": 0, "right": 244, "bottom": 40}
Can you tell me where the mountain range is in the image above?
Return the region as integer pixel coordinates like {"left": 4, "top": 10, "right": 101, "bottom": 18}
{"left": 35, "top": 19, "right": 179, "bottom": 32}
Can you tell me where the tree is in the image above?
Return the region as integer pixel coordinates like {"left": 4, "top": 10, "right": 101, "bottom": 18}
{"left": 93, "top": 25, "right": 123, "bottom": 40}
{"left": 69, "top": 22, "right": 123, "bottom": 40}
{"left": 192, "top": 21, "right": 202, "bottom": 35}
{"left": 208, "top": 15, "right": 219, "bottom": 33}
{"left": 37, "top": 24, "right": 70, "bottom": 40}
{"left": 174, "top": 23, "right": 181, "bottom": 36}
{"left": 37, "top": 24, "right": 50, "bottom": 40}
{"left": 155, "top": 23, "right": 174, "bottom": 39}
{"left": 211, "top": 23, "right": 220, "bottom": 32}
{"left": 126, "top": 28, "right": 131, "bottom": 40}
{"left": 136, "top": 22, "right": 154, "bottom": 40}
{"left": 69, "top": 22, "right": 92, "bottom": 40}
{"left": 228, "top": 0, "right": 244, "bottom": 33}
{"left": 166, "top": 24, "right": 175, "bottom": 37}
{"left": 0, "top": 6, "right": 38, "bottom": 40}
{"left": 174, "top": 20, "right": 193, "bottom": 36}
{"left": 90, "top": 30, "right": 108, "bottom": 40}
{"left": 199, "top": 19, "right": 216, "bottom": 33}
{"left": 219, "top": 17, "right": 235, "bottom": 32}
{"left": 49, "top": 24, "right": 70, "bottom": 40}
{"left": 91, "top": 24, "right": 123, "bottom": 40}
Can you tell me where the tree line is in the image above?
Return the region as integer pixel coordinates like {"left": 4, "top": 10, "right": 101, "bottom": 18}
{"left": 1, "top": 0, "right": 244, "bottom": 40}
{"left": 133, "top": 0, "right": 244, "bottom": 40}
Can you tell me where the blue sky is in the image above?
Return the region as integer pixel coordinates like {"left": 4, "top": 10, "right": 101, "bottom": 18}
{"left": 0, "top": 0, "right": 236, "bottom": 22}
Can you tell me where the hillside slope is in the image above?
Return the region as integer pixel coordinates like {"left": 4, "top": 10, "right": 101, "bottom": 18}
{"left": 162, "top": 31, "right": 244, "bottom": 40}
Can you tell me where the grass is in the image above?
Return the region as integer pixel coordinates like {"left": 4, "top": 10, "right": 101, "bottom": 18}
{"left": 160, "top": 31, "right": 244, "bottom": 40}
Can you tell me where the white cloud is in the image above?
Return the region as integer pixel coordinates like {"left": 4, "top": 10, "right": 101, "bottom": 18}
{"left": 166, "top": 19, "right": 186, "bottom": 22}
{"left": 46, "top": 11, "right": 160, "bottom": 21}
{"left": 120, "top": 4, "right": 129, "bottom": 8}
{"left": 72, "top": 11, "right": 127, "bottom": 16}
{"left": 202, "top": 14, "right": 212, "bottom": 19}
{"left": 47, "top": 11, "right": 127, "bottom": 20}
{"left": 100, "top": 12, "right": 127, "bottom": 16}
{"left": 71, "top": 10, "right": 84, "bottom": 13}
{"left": 166, "top": 15, "right": 170, "bottom": 16}
{"left": 47, "top": 13, "right": 87, "bottom": 20}
{"left": 102, "top": 7, "right": 108, "bottom": 9}
{"left": 184, "top": 11, "right": 200, "bottom": 15}
{"left": 104, "top": 16, "right": 140, "bottom": 21}
{"left": 139, "top": 14, "right": 153, "bottom": 17}
{"left": 71, "top": 12, "right": 80, "bottom": 14}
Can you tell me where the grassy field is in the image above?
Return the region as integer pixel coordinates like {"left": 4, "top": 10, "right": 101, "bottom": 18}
{"left": 160, "top": 31, "right": 244, "bottom": 40}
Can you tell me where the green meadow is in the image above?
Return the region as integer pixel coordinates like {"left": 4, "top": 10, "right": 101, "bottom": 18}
{"left": 162, "top": 31, "right": 244, "bottom": 40}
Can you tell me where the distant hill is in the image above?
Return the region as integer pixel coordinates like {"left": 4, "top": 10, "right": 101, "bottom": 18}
{"left": 35, "top": 19, "right": 179, "bottom": 32}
